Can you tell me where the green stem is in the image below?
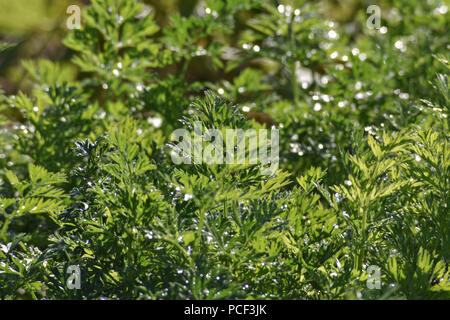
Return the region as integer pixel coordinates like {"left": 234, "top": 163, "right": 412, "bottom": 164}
{"left": 356, "top": 205, "right": 368, "bottom": 271}
{"left": 195, "top": 208, "right": 205, "bottom": 253}
{"left": 287, "top": 15, "right": 299, "bottom": 106}
{"left": 161, "top": 237, "right": 194, "bottom": 268}
{"left": 181, "top": 57, "right": 191, "bottom": 79}
{"left": 0, "top": 210, "right": 18, "bottom": 242}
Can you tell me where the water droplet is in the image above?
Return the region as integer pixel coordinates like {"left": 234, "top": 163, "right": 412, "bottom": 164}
{"left": 394, "top": 40, "right": 406, "bottom": 52}
{"left": 399, "top": 93, "right": 409, "bottom": 99}
{"left": 147, "top": 117, "right": 162, "bottom": 128}
{"left": 328, "top": 30, "right": 338, "bottom": 39}
{"left": 434, "top": 5, "right": 448, "bottom": 14}
{"left": 338, "top": 100, "right": 347, "bottom": 108}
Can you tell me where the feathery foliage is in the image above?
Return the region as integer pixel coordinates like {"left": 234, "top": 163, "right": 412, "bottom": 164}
{"left": 0, "top": 0, "right": 448, "bottom": 299}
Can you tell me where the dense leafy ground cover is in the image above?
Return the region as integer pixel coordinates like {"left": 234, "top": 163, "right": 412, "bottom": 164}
{"left": 0, "top": 0, "right": 448, "bottom": 299}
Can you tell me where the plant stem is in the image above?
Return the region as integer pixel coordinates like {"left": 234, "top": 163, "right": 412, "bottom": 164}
{"left": 195, "top": 208, "right": 205, "bottom": 252}
{"left": 161, "top": 237, "right": 195, "bottom": 268}
{"left": 355, "top": 205, "right": 368, "bottom": 271}
{"left": 0, "top": 211, "right": 17, "bottom": 242}
{"left": 288, "top": 15, "right": 299, "bottom": 106}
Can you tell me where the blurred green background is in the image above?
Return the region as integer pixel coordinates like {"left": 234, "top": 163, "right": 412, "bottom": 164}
{"left": 0, "top": 0, "right": 372, "bottom": 95}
